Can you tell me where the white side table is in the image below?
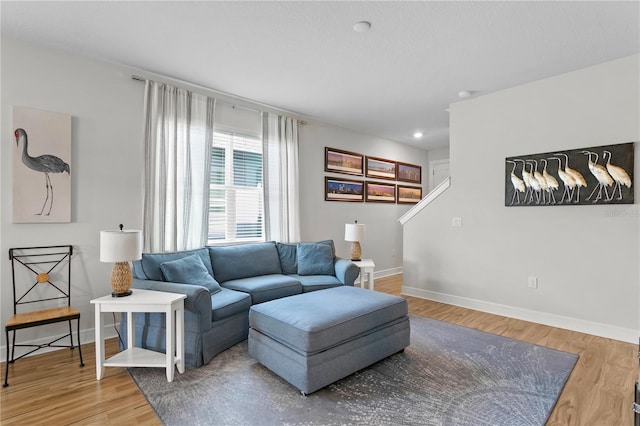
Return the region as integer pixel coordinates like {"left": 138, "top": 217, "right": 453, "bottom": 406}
{"left": 351, "top": 259, "right": 375, "bottom": 290}
{"left": 91, "top": 289, "right": 186, "bottom": 382}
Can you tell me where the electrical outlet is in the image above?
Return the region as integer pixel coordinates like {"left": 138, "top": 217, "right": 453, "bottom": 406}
{"left": 451, "top": 217, "right": 463, "bottom": 227}
{"left": 527, "top": 276, "right": 538, "bottom": 289}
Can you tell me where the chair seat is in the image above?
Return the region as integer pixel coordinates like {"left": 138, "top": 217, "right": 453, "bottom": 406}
{"left": 6, "top": 306, "right": 80, "bottom": 330}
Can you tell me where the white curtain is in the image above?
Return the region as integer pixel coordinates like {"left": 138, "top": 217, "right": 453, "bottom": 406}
{"left": 142, "top": 80, "right": 214, "bottom": 252}
{"left": 263, "top": 112, "right": 300, "bottom": 243}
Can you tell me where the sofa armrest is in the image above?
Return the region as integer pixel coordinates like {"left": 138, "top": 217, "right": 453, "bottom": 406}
{"left": 334, "top": 258, "right": 359, "bottom": 286}
{"left": 131, "top": 278, "right": 213, "bottom": 333}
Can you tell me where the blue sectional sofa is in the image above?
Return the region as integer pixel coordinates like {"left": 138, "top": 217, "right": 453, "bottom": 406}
{"left": 122, "top": 240, "right": 359, "bottom": 367}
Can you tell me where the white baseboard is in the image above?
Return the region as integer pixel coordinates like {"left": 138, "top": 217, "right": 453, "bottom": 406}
{"left": 376, "top": 266, "right": 403, "bottom": 279}
{"left": 1, "top": 326, "right": 118, "bottom": 364}
{"left": 402, "top": 285, "right": 638, "bottom": 344}
{"left": 357, "top": 266, "right": 403, "bottom": 283}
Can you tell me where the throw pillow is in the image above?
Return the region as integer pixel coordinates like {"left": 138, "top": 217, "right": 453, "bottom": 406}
{"left": 315, "top": 239, "right": 336, "bottom": 257}
{"left": 276, "top": 242, "right": 298, "bottom": 274}
{"left": 160, "top": 254, "right": 222, "bottom": 294}
{"left": 297, "top": 243, "right": 335, "bottom": 276}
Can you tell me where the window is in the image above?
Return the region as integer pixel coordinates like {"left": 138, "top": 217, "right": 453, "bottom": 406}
{"left": 208, "top": 131, "right": 264, "bottom": 244}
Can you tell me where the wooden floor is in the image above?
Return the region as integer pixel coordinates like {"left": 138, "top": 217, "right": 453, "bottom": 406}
{"left": 1, "top": 275, "right": 637, "bottom": 425}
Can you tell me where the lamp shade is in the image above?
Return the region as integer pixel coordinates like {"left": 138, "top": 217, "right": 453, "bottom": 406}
{"left": 345, "top": 223, "right": 366, "bottom": 242}
{"left": 100, "top": 229, "right": 143, "bottom": 263}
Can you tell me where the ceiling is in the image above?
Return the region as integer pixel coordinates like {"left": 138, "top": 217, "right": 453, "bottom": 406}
{"left": 2, "top": 1, "right": 639, "bottom": 150}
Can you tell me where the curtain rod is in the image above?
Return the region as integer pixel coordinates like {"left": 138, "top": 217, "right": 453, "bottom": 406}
{"left": 131, "top": 74, "right": 307, "bottom": 123}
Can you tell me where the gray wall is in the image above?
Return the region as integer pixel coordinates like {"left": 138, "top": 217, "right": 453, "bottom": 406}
{"left": 427, "top": 146, "right": 449, "bottom": 163}
{"left": 403, "top": 55, "right": 640, "bottom": 342}
{"left": 299, "top": 121, "right": 429, "bottom": 274}
{"left": 1, "top": 38, "right": 427, "bottom": 353}
{"left": 1, "top": 38, "right": 145, "bottom": 347}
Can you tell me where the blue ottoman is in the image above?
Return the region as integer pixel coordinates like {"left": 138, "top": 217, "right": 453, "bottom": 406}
{"left": 248, "top": 286, "right": 410, "bottom": 394}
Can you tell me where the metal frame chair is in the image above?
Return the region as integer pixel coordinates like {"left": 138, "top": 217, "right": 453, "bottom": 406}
{"left": 4, "top": 245, "right": 84, "bottom": 387}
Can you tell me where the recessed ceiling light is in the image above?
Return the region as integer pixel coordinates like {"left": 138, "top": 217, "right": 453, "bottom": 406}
{"left": 353, "top": 21, "right": 372, "bottom": 33}
{"left": 413, "top": 132, "right": 423, "bottom": 139}
{"left": 458, "top": 90, "right": 472, "bottom": 98}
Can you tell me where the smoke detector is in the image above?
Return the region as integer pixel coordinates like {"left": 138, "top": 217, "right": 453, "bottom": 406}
{"left": 353, "top": 21, "right": 372, "bottom": 33}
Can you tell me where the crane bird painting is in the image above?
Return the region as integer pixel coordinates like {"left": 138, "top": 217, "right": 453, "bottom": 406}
{"left": 505, "top": 142, "right": 634, "bottom": 207}
{"left": 12, "top": 107, "right": 71, "bottom": 223}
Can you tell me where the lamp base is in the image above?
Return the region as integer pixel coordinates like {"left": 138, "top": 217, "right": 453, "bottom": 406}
{"left": 350, "top": 241, "right": 362, "bottom": 262}
{"left": 111, "top": 261, "right": 133, "bottom": 297}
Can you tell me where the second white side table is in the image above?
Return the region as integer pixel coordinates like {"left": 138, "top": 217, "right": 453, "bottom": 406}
{"left": 351, "top": 259, "right": 375, "bottom": 290}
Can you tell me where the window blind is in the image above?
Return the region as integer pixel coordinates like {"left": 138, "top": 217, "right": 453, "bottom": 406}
{"left": 208, "top": 131, "right": 264, "bottom": 244}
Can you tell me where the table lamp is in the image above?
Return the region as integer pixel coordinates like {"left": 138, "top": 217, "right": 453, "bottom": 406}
{"left": 100, "top": 225, "right": 142, "bottom": 297}
{"left": 345, "top": 220, "right": 366, "bottom": 261}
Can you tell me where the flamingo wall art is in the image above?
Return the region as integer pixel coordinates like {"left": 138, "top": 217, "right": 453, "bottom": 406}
{"left": 505, "top": 142, "right": 634, "bottom": 207}
{"left": 12, "top": 106, "right": 71, "bottom": 223}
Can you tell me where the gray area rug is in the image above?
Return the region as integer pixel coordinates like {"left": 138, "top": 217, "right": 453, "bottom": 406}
{"left": 129, "top": 315, "right": 578, "bottom": 426}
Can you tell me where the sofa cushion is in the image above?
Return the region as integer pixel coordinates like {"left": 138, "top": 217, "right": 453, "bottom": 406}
{"left": 221, "top": 274, "right": 302, "bottom": 304}
{"left": 159, "top": 254, "right": 222, "bottom": 295}
{"left": 211, "top": 288, "right": 252, "bottom": 321}
{"left": 275, "top": 243, "right": 298, "bottom": 274}
{"left": 320, "top": 239, "right": 336, "bottom": 255}
{"left": 208, "top": 242, "right": 282, "bottom": 283}
{"left": 138, "top": 248, "right": 213, "bottom": 281}
{"left": 276, "top": 240, "right": 336, "bottom": 275}
{"left": 291, "top": 274, "right": 343, "bottom": 292}
{"left": 297, "top": 243, "right": 335, "bottom": 276}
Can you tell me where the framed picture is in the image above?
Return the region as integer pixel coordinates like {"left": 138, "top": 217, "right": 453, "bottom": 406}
{"left": 365, "top": 182, "right": 396, "bottom": 203}
{"left": 325, "top": 177, "right": 364, "bottom": 202}
{"left": 397, "top": 185, "right": 422, "bottom": 204}
{"left": 13, "top": 106, "right": 72, "bottom": 223}
{"left": 505, "top": 141, "right": 634, "bottom": 207}
{"left": 365, "top": 156, "right": 396, "bottom": 180}
{"left": 397, "top": 161, "right": 422, "bottom": 184}
{"left": 325, "top": 147, "right": 363, "bottom": 176}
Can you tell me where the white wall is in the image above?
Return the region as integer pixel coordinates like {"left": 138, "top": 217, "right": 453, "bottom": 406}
{"left": 403, "top": 55, "right": 640, "bottom": 342}
{"left": 1, "top": 38, "right": 428, "bottom": 357}
{"left": 299, "top": 121, "right": 429, "bottom": 275}
{"left": 1, "top": 38, "right": 146, "bottom": 350}
{"left": 426, "top": 146, "right": 450, "bottom": 190}
{"left": 427, "top": 146, "right": 449, "bottom": 164}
